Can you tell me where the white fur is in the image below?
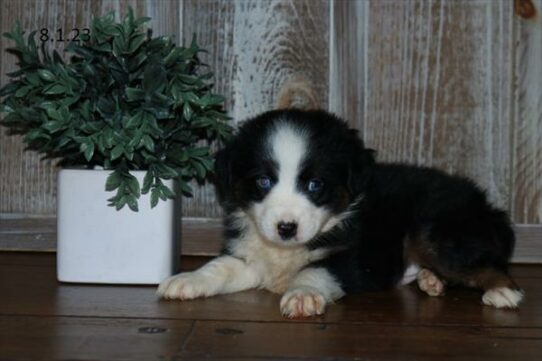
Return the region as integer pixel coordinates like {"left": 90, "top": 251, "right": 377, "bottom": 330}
{"left": 158, "top": 211, "right": 336, "bottom": 299}
{"left": 156, "top": 255, "right": 260, "bottom": 299}
{"left": 400, "top": 263, "right": 420, "bottom": 285}
{"left": 228, "top": 211, "right": 332, "bottom": 293}
{"left": 482, "top": 287, "right": 524, "bottom": 308}
{"left": 249, "top": 123, "right": 333, "bottom": 244}
{"left": 280, "top": 267, "right": 345, "bottom": 318}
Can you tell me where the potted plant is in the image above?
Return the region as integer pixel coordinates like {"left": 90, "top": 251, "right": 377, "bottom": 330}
{"left": 0, "top": 9, "right": 231, "bottom": 284}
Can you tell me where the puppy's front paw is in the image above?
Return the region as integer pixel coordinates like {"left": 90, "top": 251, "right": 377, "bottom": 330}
{"left": 157, "top": 272, "right": 207, "bottom": 300}
{"left": 280, "top": 287, "right": 326, "bottom": 318}
{"left": 417, "top": 268, "right": 445, "bottom": 296}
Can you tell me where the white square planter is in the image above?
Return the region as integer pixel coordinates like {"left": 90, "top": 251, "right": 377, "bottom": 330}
{"left": 57, "top": 169, "right": 180, "bottom": 284}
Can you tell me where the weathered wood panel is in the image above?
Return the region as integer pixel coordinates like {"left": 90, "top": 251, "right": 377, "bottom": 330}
{"left": 329, "top": 0, "right": 369, "bottom": 129}
{"left": 1, "top": 0, "right": 541, "bottom": 241}
{"left": 360, "top": 0, "right": 514, "bottom": 211}
{"left": 511, "top": 0, "right": 542, "bottom": 223}
{"left": 0, "top": 0, "right": 64, "bottom": 215}
{"left": 181, "top": 0, "right": 330, "bottom": 217}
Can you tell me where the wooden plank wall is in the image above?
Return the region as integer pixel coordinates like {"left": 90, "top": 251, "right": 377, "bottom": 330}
{"left": 1, "top": 0, "right": 541, "bottom": 238}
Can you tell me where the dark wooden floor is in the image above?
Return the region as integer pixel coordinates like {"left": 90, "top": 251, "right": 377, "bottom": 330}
{"left": 1, "top": 253, "right": 542, "bottom": 360}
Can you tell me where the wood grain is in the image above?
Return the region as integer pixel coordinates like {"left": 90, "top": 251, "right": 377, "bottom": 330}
{"left": 1, "top": 254, "right": 542, "bottom": 328}
{"left": 0, "top": 315, "right": 194, "bottom": 361}
{"left": 183, "top": 320, "right": 542, "bottom": 360}
{"left": 362, "top": 0, "right": 514, "bottom": 211}
{"left": 2, "top": 316, "right": 541, "bottom": 361}
{"left": 1, "top": 0, "right": 60, "bottom": 214}
{"left": 1, "top": 253, "right": 542, "bottom": 361}
{"left": 329, "top": 0, "right": 368, "bottom": 129}
{"left": 181, "top": 0, "right": 330, "bottom": 218}
{"left": 511, "top": 0, "right": 542, "bottom": 223}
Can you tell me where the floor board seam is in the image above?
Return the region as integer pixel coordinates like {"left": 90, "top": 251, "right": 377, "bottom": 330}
{"left": 177, "top": 320, "right": 197, "bottom": 357}
{"left": 1, "top": 313, "right": 541, "bottom": 330}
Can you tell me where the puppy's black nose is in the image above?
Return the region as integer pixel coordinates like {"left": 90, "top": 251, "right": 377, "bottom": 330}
{"left": 277, "top": 221, "right": 297, "bottom": 240}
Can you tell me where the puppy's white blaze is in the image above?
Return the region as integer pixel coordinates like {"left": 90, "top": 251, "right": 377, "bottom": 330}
{"left": 482, "top": 287, "right": 524, "bottom": 308}
{"left": 251, "top": 123, "right": 332, "bottom": 243}
{"left": 270, "top": 123, "right": 306, "bottom": 191}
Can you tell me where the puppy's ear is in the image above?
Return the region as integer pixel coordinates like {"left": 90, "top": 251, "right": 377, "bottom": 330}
{"left": 213, "top": 145, "right": 234, "bottom": 204}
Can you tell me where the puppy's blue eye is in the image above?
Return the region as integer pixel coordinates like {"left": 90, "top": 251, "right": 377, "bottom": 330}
{"left": 307, "top": 178, "right": 324, "bottom": 192}
{"left": 256, "top": 175, "right": 273, "bottom": 190}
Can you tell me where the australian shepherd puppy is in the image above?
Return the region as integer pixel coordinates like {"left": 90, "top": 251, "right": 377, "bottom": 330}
{"left": 158, "top": 109, "right": 523, "bottom": 317}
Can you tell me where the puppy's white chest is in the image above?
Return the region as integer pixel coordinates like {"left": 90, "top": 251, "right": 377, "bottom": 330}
{"left": 231, "top": 232, "right": 323, "bottom": 293}
{"left": 258, "top": 247, "right": 313, "bottom": 293}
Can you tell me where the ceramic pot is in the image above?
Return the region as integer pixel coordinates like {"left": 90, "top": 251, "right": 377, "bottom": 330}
{"left": 56, "top": 169, "right": 180, "bottom": 284}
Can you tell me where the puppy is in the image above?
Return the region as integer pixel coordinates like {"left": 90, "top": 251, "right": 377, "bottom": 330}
{"left": 158, "top": 109, "right": 523, "bottom": 317}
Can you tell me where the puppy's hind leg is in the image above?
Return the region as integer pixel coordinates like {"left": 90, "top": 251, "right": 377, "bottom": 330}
{"left": 157, "top": 255, "right": 261, "bottom": 300}
{"left": 468, "top": 268, "right": 524, "bottom": 309}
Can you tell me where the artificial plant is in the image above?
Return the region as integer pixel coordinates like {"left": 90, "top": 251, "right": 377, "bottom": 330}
{"left": 0, "top": 9, "right": 231, "bottom": 211}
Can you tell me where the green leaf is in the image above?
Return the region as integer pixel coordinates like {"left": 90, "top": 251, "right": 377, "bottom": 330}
{"left": 115, "top": 195, "right": 127, "bottom": 211}
{"left": 150, "top": 187, "right": 160, "bottom": 208}
{"left": 126, "top": 195, "right": 139, "bottom": 212}
{"left": 200, "top": 93, "right": 226, "bottom": 107}
{"left": 192, "top": 159, "right": 206, "bottom": 179}
{"left": 24, "top": 129, "right": 50, "bottom": 142}
{"left": 141, "top": 171, "right": 153, "bottom": 194}
{"left": 127, "top": 33, "right": 146, "bottom": 54}
{"left": 38, "top": 69, "right": 55, "bottom": 82}
{"left": 43, "top": 84, "right": 66, "bottom": 95}
{"left": 125, "top": 87, "right": 145, "bottom": 101}
{"left": 160, "top": 184, "right": 175, "bottom": 198}
{"left": 111, "top": 144, "right": 124, "bottom": 160}
{"left": 80, "top": 141, "right": 95, "bottom": 162}
{"left": 105, "top": 171, "right": 121, "bottom": 191}
{"left": 126, "top": 175, "right": 140, "bottom": 197}
{"left": 15, "top": 86, "right": 32, "bottom": 97}
{"left": 179, "top": 180, "right": 193, "bottom": 196}
{"left": 142, "top": 64, "right": 167, "bottom": 94}
{"left": 42, "top": 121, "right": 64, "bottom": 133}
{"left": 140, "top": 134, "right": 154, "bottom": 152}
{"left": 182, "top": 103, "right": 194, "bottom": 121}
{"left": 26, "top": 72, "right": 41, "bottom": 86}
{"left": 124, "top": 112, "right": 142, "bottom": 128}
{"left": 46, "top": 107, "right": 62, "bottom": 121}
{"left": 156, "top": 163, "right": 178, "bottom": 178}
{"left": 190, "top": 147, "right": 209, "bottom": 157}
{"left": 128, "top": 130, "right": 144, "bottom": 148}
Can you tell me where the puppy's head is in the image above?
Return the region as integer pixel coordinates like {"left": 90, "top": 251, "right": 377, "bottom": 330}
{"left": 214, "top": 109, "right": 374, "bottom": 246}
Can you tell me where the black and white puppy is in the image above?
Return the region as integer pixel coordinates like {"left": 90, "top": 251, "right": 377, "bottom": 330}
{"left": 157, "top": 109, "right": 523, "bottom": 317}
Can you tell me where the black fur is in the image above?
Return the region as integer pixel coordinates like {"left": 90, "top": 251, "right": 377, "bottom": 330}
{"left": 214, "top": 109, "right": 518, "bottom": 295}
